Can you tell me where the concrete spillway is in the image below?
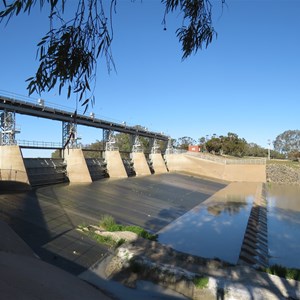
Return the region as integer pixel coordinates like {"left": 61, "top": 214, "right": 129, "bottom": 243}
{"left": 1, "top": 146, "right": 267, "bottom": 189}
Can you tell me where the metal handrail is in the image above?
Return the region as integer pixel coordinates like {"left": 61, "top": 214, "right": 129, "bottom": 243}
{"left": 184, "top": 152, "right": 266, "bottom": 165}
{"left": 17, "top": 139, "right": 62, "bottom": 148}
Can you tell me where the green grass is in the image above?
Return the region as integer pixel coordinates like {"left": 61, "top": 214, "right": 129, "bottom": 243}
{"left": 99, "top": 215, "right": 158, "bottom": 241}
{"left": 193, "top": 276, "right": 209, "bottom": 289}
{"left": 87, "top": 231, "right": 119, "bottom": 248}
{"left": 263, "top": 265, "right": 300, "bottom": 281}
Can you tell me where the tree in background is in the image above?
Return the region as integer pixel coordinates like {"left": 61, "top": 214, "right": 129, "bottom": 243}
{"left": 206, "top": 136, "right": 222, "bottom": 154}
{"left": 198, "top": 136, "right": 206, "bottom": 152}
{"left": 205, "top": 132, "right": 247, "bottom": 157}
{"left": 0, "top": 0, "right": 220, "bottom": 110}
{"left": 221, "top": 132, "right": 247, "bottom": 157}
{"left": 51, "top": 149, "right": 61, "bottom": 158}
{"left": 273, "top": 130, "right": 300, "bottom": 155}
{"left": 245, "top": 143, "right": 267, "bottom": 157}
{"left": 288, "top": 150, "right": 300, "bottom": 161}
{"left": 177, "top": 136, "right": 196, "bottom": 150}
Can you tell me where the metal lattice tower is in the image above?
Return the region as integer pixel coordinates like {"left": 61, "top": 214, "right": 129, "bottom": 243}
{"left": 165, "top": 138, "right": 174, "bottom": 154}
{"left": 104, "top": 130, "right": 118, "bottom": 151}
{"left": 150, "top": 138, "right": 160, "bottom": 154}
{"left": 0, "top": 110, "right": 20, "bottom": 145}
{"left": 62, "top": 121, "right": 78, "bottom": 148}
{"left": 131, "top": 134, "right": 143, "bottom": 153}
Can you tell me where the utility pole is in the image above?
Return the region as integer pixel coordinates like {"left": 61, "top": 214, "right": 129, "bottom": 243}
{"left": 268, "top": 139, "right": 271, "bottom": 160}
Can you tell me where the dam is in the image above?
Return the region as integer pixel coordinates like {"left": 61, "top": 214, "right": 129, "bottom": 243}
{"left": 1, "top": 92, "right": 287, "bottom": 293}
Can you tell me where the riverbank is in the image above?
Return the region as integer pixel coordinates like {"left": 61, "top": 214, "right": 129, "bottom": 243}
{"left": 267, "top": 161, "right": 300, "bottom": 184}
{"left": 78, "top": 182, "right": 300, "bottom": 299}
{"left": 80, "top": 237, "right": 300, "bottom": 300}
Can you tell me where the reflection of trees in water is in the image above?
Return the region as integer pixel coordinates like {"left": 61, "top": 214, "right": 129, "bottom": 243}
{"left": 207, "top": 201, "right": 248, "bottom": 216}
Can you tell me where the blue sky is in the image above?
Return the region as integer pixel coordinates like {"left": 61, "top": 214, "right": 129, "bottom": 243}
{"left": 1, "top": 0, "right": 300, "bottom": 157}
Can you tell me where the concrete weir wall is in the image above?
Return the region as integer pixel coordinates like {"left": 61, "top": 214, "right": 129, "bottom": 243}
{"left": 0, "top": 145, "right": 30, "bottom": 186}
{"left": 131, "top": 152, "right": 151, "bottom": 176}
{"left": 105, "top": 150, "right": 127, "bottom": 178}
{"left": 165, "top": 153, "right": 266, "bottom": 182}
{"left": 64, "top": 148, "right": 92, "bottom": 183}
{"left": 150, "top": 153, "right": 168, "bottom": 174}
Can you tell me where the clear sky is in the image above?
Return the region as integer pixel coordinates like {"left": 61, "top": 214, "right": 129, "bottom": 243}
{"left": 1, "top": 0, "right": 300, "bottom": 157}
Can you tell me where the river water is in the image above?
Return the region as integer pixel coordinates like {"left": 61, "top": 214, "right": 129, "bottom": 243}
{"left": 158, "top": 181, "right": 300, "bottom": 269}
{"left": 267, "top": 184, "right": 300, "bottom": 269}
{"left": 158, "top": 182, "right": 258, "bottom": 265}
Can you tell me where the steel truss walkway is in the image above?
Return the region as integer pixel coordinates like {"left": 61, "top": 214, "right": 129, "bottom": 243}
{"left": 0, "top": 94, "right": 168, "bottom": 141}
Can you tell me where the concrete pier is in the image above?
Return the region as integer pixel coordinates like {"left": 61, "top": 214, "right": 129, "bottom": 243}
{"left": 150, "top": 153, "right": 168, "bottom": 174}
{"left": 0, "top": 145, "right": 30, "bottom": 189}
{"left": 64, "top": 148, "right": 92, "bottom": 183}
{"left": 131, "top": 152, "right": 151, "bottom": 176}
{"left": 105, "top": 150, "right": 127, "bottom": 178}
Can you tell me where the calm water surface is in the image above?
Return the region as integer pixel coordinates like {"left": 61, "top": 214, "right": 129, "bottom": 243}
{"left": 158, "top": 182, "right": 259, "bottom": 265}
{"left": 267, "top": 184, "right": 300, "bottom": 269}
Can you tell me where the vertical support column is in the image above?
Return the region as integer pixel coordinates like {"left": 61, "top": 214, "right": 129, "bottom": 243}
{"left": 64, "top": 148, "right": 92, "bottom": 183}
{"left": 131, "top": 134, "right": 143, "bottom": 153}
{"left": 149, "top": 138, "right": 168, "bottom": 174}
{"left": 62, "top": 121, "right": 78, "bottom": 149}
{"left": 104, "top": 130, "right": 127, "bottom": 178}
{"left": 62, "top": 118, "right": 91, "bottom": 182}
{"left": 0, "top": 110, "right": 20, "bottom": 145}
{"left": 130, "top": 134, "right": 151, "bottom": 176}
{"left": 165, "top": 138, "right": 175, "bottom": 154}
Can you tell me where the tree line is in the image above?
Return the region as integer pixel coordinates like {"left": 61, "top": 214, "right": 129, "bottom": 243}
{"left": 52, "top": 129, "right": 300, "bottom": 160}
{"left": 174, "top": 130, "right": 300, "bottom": 160}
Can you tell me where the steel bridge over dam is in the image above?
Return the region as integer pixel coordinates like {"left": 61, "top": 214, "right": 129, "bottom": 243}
{"left": 0, "top": 92, "right": 174, "bottom": 187}
{"left": 0, "top": 93, "right": 169, "bottom": 149}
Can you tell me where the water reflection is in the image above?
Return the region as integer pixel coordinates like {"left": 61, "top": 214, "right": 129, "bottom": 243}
{"left": 206, "top": 200, "right": 248, "bottom": 216}
{"left": 267, "top": 184, "right": 300, "bottom": 269}
{"left": 158, "top": 183, "right": 259, "bottom": 265}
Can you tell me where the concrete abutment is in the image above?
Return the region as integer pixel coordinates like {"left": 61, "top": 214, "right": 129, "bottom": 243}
{"left": 164, "top": 153, "right": 266, "bottom": 183}
{"left": 0, "top": 145, "right": 30, "bottom": 189}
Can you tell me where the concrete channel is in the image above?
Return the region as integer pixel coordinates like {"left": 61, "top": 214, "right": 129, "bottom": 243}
{"left": 0, "top": 173, "right": 227, "bottom": 275}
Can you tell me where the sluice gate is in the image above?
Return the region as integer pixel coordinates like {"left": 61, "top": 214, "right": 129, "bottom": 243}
{"left": 23, "top": 158, "right": 68, "bottom": 186}
{"left": 85, "top": 158, "right": 108, "bottom": 181}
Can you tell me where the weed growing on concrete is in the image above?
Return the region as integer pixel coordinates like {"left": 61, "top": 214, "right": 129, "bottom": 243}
{"left": 99, "top": 215, "right": 116, "bottom": 229}
{"left": 193, "top": 276, "right": 209, "bottom": 289}
{"left": 88, "top": 231, "right": 117, "bottom": 248}
{"left": 99, "top": 215, "right": 157, "bottom": 241}
{"left": 263, "top": 264, "right": 300, "bottom": 281}
{"left": 77, "top": 222, "right": 88, "bottom": 230}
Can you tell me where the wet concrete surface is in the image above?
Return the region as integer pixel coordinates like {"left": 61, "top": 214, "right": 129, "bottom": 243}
{"left": 0, "top": 173, "right": 226, "bottom": 275}
{"left": 158, "top": 182, "right": 260, "bottom": 264}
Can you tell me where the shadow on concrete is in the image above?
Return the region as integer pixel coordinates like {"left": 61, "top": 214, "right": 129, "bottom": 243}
{"left": 0, "top": 187, "right": 109, "bottom": 276}
{"left": 0, "top": 181, "right": 31, "bottom": 192}
{"left": 2, "top": 174, "right": 297, "bottom": 299}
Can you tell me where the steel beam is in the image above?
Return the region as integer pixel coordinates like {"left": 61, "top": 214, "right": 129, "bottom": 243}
{"left": 0, "top": 95, "right": 168, "bottom": 141}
